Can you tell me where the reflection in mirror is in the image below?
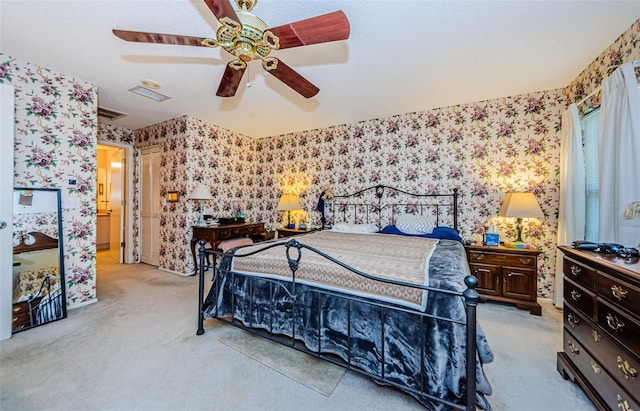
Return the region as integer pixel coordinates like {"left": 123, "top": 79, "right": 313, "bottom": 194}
{"left": 12, "top": 188, "right": 66, "bottom": 333}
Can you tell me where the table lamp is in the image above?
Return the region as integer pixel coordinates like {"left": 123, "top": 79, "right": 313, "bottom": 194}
{"left": 498, "top": 192, "right": 544, "bottom": 242}
{"left": 188, "top": 183, "right": 214, "bottom": 225}
{"left": 277, "top": 194, "right": 302, "bottom": 228}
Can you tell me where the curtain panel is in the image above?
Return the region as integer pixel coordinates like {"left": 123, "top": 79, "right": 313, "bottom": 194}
{"left": 554, "top": 104, "right": 586, "bottom": 307}
{"left": 598, "top": 63, "right": 640, "bottom": 248}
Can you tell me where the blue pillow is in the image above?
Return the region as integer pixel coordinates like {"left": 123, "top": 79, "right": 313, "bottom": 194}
{"left": 380, "top": 225, "right": 462, "bottom": 242}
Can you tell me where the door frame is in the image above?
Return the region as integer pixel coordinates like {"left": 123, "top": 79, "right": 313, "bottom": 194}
{"left": 1, "top": 84, "right": 15, "bottom": 340}
{"left": 96, "top": 142, "right": 135, "bottom": 264}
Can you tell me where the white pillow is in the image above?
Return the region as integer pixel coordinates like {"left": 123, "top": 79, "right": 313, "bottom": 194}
{"left": 331, "top": 223, "right": 378, "bottom": 234}
{"left": 395, "top": 214, "right": 434, "bottom": 235}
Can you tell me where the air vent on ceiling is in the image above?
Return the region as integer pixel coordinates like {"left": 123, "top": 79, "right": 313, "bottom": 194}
{"left": 98, "top": 106, "right": 127, "bottom": 121}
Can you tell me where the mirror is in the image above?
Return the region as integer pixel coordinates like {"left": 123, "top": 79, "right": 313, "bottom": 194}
{"left": 11, "top": 187, "right": 66, "bottom": 333}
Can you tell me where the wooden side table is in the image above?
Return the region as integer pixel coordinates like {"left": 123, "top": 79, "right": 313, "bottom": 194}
{"left": 190, "top": 222, "right": 265, "bottom": 275}
{"left": 465, "top": 244, "right": 542, "bottom": 315}
{"left": 276, "top": 228, "right": 315, "bottom": 238}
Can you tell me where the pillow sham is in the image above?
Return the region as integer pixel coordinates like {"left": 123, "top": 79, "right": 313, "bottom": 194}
{"left": 395, "top": 214, "right": 434, "bottom": 235}
{"left": 331, "top": 223, "right": 378, "bottom": 234}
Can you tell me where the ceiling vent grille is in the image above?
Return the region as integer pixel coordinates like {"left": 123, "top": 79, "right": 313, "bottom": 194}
{"left": 98, "top": 106, "right": 127, "bottom": 121}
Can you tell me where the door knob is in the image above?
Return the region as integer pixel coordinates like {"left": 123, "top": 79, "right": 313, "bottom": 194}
{"left": 0, "top": 221, "right": 7, "bottom": 229}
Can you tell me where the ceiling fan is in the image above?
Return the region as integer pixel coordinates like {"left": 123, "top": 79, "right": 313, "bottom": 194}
{"left": 113, "top": 0, "right": 350, "bottom": 98}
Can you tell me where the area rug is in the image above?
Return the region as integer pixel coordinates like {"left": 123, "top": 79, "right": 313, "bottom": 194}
{"left": 218, "top": 329, "right": 346, "bottom": 396}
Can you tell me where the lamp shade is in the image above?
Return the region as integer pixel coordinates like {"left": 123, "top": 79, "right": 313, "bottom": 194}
{"left": 277, "top": 194, "right": 302, "bottom": 211}
{"left": 498, "top": 192, "right": 544, "bottom": 218}
{"left": 188, "top": 183, "right": 213, "bottom": 200}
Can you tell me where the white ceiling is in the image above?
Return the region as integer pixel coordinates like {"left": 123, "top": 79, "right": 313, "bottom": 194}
{"left": 1, "top": 1, "right": 639, "bottom": 138}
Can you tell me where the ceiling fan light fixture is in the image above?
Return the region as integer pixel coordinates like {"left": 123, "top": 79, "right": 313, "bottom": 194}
{"left": 129, "top": 85, "right": 170, "bottom": 102}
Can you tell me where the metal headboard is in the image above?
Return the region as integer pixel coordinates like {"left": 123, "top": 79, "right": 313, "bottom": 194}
{"left": 324, "top": 184, "right": 459, "bottom": 231}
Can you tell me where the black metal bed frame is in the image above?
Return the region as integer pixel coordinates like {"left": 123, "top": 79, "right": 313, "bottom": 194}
{"left": 325, "top": 184, "right": 459, "bottom": 231}
{"left": 196, "top": 186, "right": 482, "bottom": 410}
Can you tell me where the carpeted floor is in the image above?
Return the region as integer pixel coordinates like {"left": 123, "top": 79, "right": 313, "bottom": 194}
{"left": 0, "top": 251, "right": 596, "bottom": 411}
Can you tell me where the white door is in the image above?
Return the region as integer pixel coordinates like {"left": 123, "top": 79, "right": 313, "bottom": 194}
{"left": 109, "top": 148, "right": 124, "bottom": 263}
{"left": 0, "top": 84, "right": 15, "bottom": 339}
{"left": 140, "top": 147, "right": 161, "bottom": 266}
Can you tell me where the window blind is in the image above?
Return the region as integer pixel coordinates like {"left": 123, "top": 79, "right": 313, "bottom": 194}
{"left": 581, "top": 110, "right": 599, "bottom": 242}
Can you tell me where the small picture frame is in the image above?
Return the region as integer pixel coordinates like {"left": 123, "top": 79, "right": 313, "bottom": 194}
{"left": 166, "top": 191, "right": 180, "bottom": 202}
{"left": 484, "top": 233, "right": 500, "bottom": 246}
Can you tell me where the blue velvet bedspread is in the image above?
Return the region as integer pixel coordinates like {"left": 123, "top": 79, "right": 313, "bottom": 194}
{"left": 203, "top": 239, "right": 493, "bottom": 410}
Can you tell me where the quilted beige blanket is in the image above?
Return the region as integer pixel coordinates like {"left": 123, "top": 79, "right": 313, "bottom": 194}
{"left": 231, "top": 230, "right": 438, "bottom": 309}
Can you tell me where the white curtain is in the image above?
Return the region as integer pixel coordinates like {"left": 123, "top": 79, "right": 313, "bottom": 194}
{"left": 554, "top": 104, "right": 586, "bottom": 307}
{"left": 598, "top": 63, "right": 640, "bottom": 247}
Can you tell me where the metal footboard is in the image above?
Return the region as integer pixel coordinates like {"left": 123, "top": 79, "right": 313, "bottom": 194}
{"left": 196, "top": 238, "right": 481, "bottom": 411}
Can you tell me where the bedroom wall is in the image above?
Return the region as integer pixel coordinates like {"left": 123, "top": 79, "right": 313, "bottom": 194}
{"left": 1, "top": 52, "right": 99, "bottom": 308}
{"left": 134, "top": 116, "right": 256, "bottom": 274}
{"left": 260, "top": 90, "right": 564, "bottom": 299}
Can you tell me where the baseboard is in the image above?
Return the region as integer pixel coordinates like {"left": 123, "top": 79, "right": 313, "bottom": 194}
{"left": 159, "top": 267, "right": 192, "bottom": 277}
{"left": 68, "top": 298, "right": 98, "bottom": 310}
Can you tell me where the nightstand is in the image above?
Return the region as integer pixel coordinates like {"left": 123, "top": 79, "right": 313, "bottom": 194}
{"left": 277, "top": 228, "right": 315, "bottom": 238}
{"left": 465, "top": 244, "right": 542, "bottom": 315}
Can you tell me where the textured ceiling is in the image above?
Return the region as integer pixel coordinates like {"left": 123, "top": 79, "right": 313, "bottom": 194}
{"left": 1, "top": 1, "right": 639, "bottom": 138}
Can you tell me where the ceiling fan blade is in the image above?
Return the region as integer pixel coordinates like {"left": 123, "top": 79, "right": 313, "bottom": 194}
{"left": 216, "top": 63, "right": 246, "bottom": 97}
{"left": 113, "top": 29, "right": 207, "bottom": 46}
{"left": 268, "top": 60, "right": 319, "bottom": 98}
{"left": 203, "top": 0, "right": 239, "bottom": 23}
{"left": 268, "top": 10, "right": 350, "bottom": 50}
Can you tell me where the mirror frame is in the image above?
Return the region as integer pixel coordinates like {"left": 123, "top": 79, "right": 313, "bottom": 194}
{"left": 12, "top": 187, "right": 66, "bottom": 332}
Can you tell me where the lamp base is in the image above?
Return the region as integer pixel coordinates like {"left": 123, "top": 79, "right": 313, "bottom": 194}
{"left": 514, "top": 217, "right": 524, "bottom": 243}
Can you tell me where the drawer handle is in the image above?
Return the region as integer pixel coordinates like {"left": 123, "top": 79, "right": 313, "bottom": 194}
{"left": 567, "top": 313, "right": 580, "bottom": 328}
{"left": 570, "top": 290, "right": 582, "bottom": 301}
{"left": 474, "top": 254, "right": 484, "bottom": 260}
{"left": 611, "top": 285, "right": 628, "bottom": 301}
{"left": 519, "top": 258, "right": 532, "bottom": 265}
{"left": 590, "top": 360, "right": 601, "bottom": 375}
{"left": 616, "top": 395, "right": 634, "bottom": 411}
{"left": 606, "top": 313, "right": 625, "bottom": 332}
{"left": 570, "top": 264, "right": 582, "bottom": 276}
{"left": 617, "top": 356, "right": 638, "bottom": 380}
{"left": 591, "top": 329, "right": 601, "bottom": 342}
{"left": 13, "top": 306, "right": 22, "bottom": 313}
{"left": 12, "top": 316, "right": 18, "bottom": 323}
{"left": 568, "top": 341, "right": 579, "bottom": 356}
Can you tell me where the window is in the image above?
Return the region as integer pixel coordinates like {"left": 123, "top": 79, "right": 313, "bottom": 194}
{"left": 581, "top": 109, "right": 599, "bottom": 242}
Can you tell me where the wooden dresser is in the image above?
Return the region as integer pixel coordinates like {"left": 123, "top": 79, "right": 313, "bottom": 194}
{"left": 557, "top": 246, "right": 640, "bottom": 411}
{"left": 465, "top": 244, "right": 542, "bottom": 315}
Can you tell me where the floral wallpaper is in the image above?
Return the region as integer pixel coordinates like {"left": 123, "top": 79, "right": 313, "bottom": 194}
{"left": 564, "top": 19, "right": 640, "bottom": 112}
{"left": 134, "top": 116, "right": 256, "bottom": 274}
{"left": 1, "top": 52, "right": 98, "bottom": 308}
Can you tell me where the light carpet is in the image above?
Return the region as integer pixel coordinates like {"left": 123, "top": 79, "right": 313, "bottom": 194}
{"left": 219, "top": 328, "right": 346, "bottom": 396}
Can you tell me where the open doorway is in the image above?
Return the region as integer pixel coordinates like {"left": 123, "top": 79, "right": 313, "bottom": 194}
{"left": 96, "top": 144, "right": 127, "bottom": 264}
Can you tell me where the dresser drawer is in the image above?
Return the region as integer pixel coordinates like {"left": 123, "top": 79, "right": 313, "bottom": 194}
{"left": 563, "top": 329, "right": 639, "bottom": 411}
{"left": 564, "top": 279, "right": 596, "bottom": 320}
{"left": 598, "top": 299, "right": 640, "bottom": 356}
{"left": 468, "top": 251, "right": 536, "bottom": 268}
{"left": 12, "top": 301, "right": 34, "bottom": 330}
{"left": 564, "top": 304, "right": 640, "bottom": 401}
{"left": 563, "top": 256, "right": 596, "bottom": 290}
{"left": 596, "top": 271, "right": 640, "bottom": 316}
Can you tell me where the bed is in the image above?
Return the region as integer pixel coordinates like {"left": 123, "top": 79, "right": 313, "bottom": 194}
{"left": 197, "top": 185, "right": 493, "bottom": 410}
{"left": 12, "top": 231, "right": 66, "bottom": 332}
